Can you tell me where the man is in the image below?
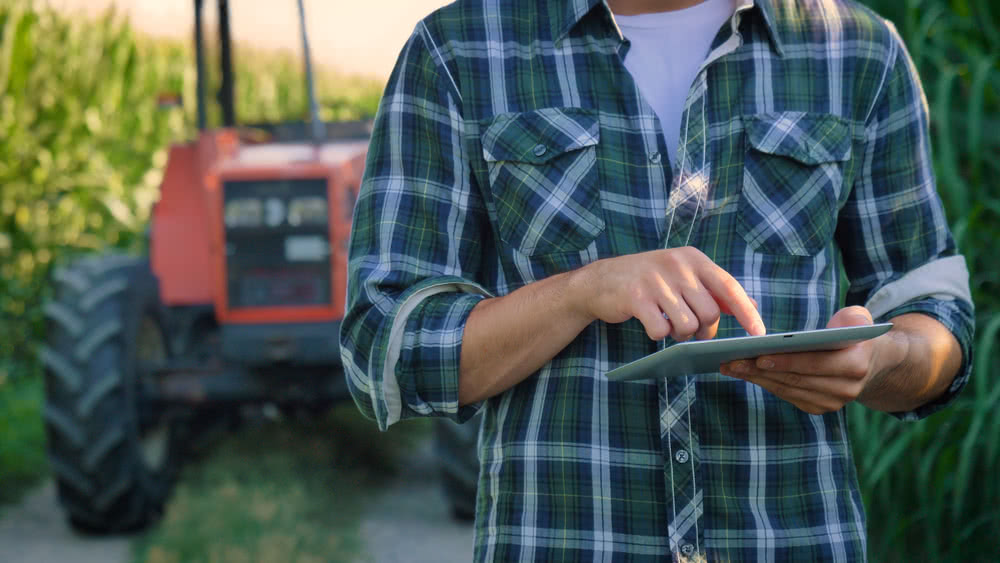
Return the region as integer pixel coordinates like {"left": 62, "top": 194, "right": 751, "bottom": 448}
{"left": 341, "top": 0, "right": 974, "bottom": 560}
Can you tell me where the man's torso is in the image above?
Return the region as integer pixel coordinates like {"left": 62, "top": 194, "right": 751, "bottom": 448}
{"left": 391, "top": 0, "right": 922, "bottom": 559}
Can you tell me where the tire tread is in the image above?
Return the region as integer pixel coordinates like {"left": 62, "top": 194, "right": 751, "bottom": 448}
{"left": 80, "top": 277, "right": 129, "bottom": 313}
{"left": 41, "top": 254, "right": 179, "bottom": 534}
{"left": 43, "top": 404, "right": 86, "bottom": 450}
{"left": 39, "top": 346, "right": 82, "bottom": 392}
{"left": 73, "top": 319, "right": 122, "bottom": 363}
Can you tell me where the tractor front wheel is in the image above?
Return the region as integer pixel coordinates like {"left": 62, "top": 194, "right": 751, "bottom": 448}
{"left": 41, "top": 254, "right": 182, "bottom": 533}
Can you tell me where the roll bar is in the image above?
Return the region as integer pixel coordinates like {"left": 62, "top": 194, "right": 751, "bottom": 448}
{"left": 193, "top": 0, "right": 323, "bottom": 142}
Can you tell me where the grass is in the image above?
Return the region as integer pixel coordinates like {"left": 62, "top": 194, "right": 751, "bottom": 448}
{"left": 131, "top": 405, "right": 430, "bottom": 563}
{"left": 0, "top": 374, "right": 48, "bottom": 507}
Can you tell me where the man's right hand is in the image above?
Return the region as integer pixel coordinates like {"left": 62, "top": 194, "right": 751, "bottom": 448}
{"left": 459, "top": 247, "right": 764, "bottom": 404}
{"left": 569, "top": 247, "right": 765, "bottom": 342}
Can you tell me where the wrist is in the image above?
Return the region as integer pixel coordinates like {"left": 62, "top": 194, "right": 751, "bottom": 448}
{"left": 876, "top": 326, "right": 911, "bottom": 377}
{"left": 860, "top": 326, "right": 911, "bottom": 403}
{"left": 564, "top": 262, "right": 599, "bottom": 325}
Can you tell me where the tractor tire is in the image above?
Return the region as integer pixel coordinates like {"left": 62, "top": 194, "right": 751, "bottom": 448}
{"left": 40, "top": 254, "right": 182, "bottom": 533}
{"left": 433, "top": 415, "right": 481, "bottom": 522}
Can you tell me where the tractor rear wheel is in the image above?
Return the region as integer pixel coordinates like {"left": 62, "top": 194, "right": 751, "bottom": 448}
{"left": 40, "top": 254, "right": 182, "bottom": 533}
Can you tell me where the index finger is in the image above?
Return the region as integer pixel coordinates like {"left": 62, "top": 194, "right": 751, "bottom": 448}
{"left": 698, "top": 263, "right": 765, "bottom": 336}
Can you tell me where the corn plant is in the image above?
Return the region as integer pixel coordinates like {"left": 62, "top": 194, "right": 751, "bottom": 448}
{"left": 0, "top": 2, "right": 185, "bottom": 378}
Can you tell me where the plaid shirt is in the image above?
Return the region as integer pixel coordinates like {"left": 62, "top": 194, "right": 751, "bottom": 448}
{"left": 341, "top": 0, "right": 975, "bottom": 560}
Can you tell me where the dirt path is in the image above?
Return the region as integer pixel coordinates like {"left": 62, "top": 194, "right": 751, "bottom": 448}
{"left": 0, "top": 482, "right": 130, "bottom": 563}
{"left": 357, "top": 439, "right": 474, "bottom": 563}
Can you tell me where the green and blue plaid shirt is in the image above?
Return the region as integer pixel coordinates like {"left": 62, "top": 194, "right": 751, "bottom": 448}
{"left": 341, "top": 0, "right": 975, "bottom": 560}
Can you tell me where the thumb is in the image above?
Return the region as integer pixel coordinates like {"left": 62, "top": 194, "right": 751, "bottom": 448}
{"left": 827, "top": 306, "right": 874, "bottom": 329}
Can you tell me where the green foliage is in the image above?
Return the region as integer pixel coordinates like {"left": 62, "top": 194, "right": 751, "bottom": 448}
{"left": 0, "top": 374, "right": 46, "bottom": 506}
{"left": 0, "top": 3, "right": 182, "bottom": 376}
{"left": 851, "top": 0, "right": 1000, "bottom": 559}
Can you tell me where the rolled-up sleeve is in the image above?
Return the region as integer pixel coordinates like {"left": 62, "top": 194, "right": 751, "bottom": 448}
{"left": 836, "top": 23, "right": 975, "bottom": 421}
{"left": 339, "top": 26, "right": 492, "bottom": 431}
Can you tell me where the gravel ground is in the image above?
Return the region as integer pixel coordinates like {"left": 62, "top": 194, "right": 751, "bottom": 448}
{"left": 357, "top": 438, "right": 475, "bottom": 563}
{"left": 0, "top": 482, "right": 130, "bottom": 563}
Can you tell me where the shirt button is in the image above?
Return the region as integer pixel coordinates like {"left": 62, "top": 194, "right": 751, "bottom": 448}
{"left": 675, "top": 449, "right": 689, "bottom": 464}
{"left": 533, "top": 143, "right": 547, "bottom": 157}
{"left": 648, "top": 151, "right": 662, "bottom": 164}
{"left": 681, "top": 543, "right": 695, "bottom": 556}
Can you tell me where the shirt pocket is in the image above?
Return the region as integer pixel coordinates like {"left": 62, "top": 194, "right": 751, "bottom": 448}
{"left": 481, "top": 107, "right": 604, "bottom": 256}
{"left": 737, "top": 112, "right": 852, "bottom": 257}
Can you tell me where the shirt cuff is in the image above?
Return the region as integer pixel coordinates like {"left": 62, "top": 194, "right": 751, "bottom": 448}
{"left": 369, "top": 276, "right": 492, "bottom": 430}
{"left": 877, "top": 296, "right": 975, "bottom": 421}
{"left": 864, "top": 256, "right": 971, "bottom": 320}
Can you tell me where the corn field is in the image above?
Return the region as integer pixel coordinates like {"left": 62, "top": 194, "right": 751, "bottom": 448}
{"left": 1, "top": 0, "right": 997, "bottom": 559}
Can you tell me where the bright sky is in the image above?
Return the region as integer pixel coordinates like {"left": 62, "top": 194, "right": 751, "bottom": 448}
{"left": 44, "top": 0, "right": 454, "bottom": 79}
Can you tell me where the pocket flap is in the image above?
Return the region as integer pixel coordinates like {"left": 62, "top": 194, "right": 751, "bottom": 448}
{"left": 482, "top": 107, "right": 599, "bottom": 164}
{"left": 744, "top": 112, "right": 851, "bottom": 165}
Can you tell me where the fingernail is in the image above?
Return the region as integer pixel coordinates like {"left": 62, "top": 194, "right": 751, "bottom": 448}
{"left": 758, "top": 358, "right": 774, "bottom": 369}
{"left": 732, "top": 361, "right": 748, "bottom": 374}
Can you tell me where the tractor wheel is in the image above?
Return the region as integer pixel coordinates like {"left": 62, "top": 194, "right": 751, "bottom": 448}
{"left": 40, "top": 254, "right": 182, "bottom": 533}
{"left": 433, "top": 416, "right": 481, "bottom": 522}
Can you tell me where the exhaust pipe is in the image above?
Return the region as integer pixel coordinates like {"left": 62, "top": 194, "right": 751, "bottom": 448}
{"left": 296, "top": 0, "right": 325, "bottom": 144}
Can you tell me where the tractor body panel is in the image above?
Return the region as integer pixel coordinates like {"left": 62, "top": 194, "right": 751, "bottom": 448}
{"left": 153, "top": 126, "right": 367, "bottom": 369}
{"left": 150, "top": 143, "right": 214, "bottom": 305}
{"left": 151, "top": 130, "right": 241, "bottom": 307}
{"left": 207, "top": 142, "right": 366, "bottom": 326}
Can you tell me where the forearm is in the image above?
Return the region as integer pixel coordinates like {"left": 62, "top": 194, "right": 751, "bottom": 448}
{"left": 860, "top": 313, "right": 962, "bottom": 413}
{"left": 458, "top": 270, "right": 593, "bottom": 405}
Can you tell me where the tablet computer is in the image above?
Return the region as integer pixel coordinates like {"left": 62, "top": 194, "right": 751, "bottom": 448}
{"left": 605, "top": 323, "right": 893, "bottom": 382}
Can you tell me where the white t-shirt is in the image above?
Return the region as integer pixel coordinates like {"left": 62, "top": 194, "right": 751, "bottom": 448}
{"left": 614, "top": 0, "right": 735, "bottom": 165}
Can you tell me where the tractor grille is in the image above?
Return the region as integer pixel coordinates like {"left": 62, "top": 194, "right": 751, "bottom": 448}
{"left": 223, "top": 179, "right": 331, "bottom": 309}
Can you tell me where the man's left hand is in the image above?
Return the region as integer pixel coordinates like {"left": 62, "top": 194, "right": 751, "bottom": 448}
{"left": 720, "top": 306, "right": 896, "bottom": 415}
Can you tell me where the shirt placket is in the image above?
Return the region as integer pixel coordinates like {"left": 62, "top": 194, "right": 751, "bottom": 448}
{"left": 657, "top": 5, "right": 751, "bottom": 559}
{"left": 659, "top": 70, "right": 710, "bottom": 561}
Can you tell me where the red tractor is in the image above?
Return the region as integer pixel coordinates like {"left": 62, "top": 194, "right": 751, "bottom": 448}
{"left": 40, "top": 0, "right": 478, "bottom": 532}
